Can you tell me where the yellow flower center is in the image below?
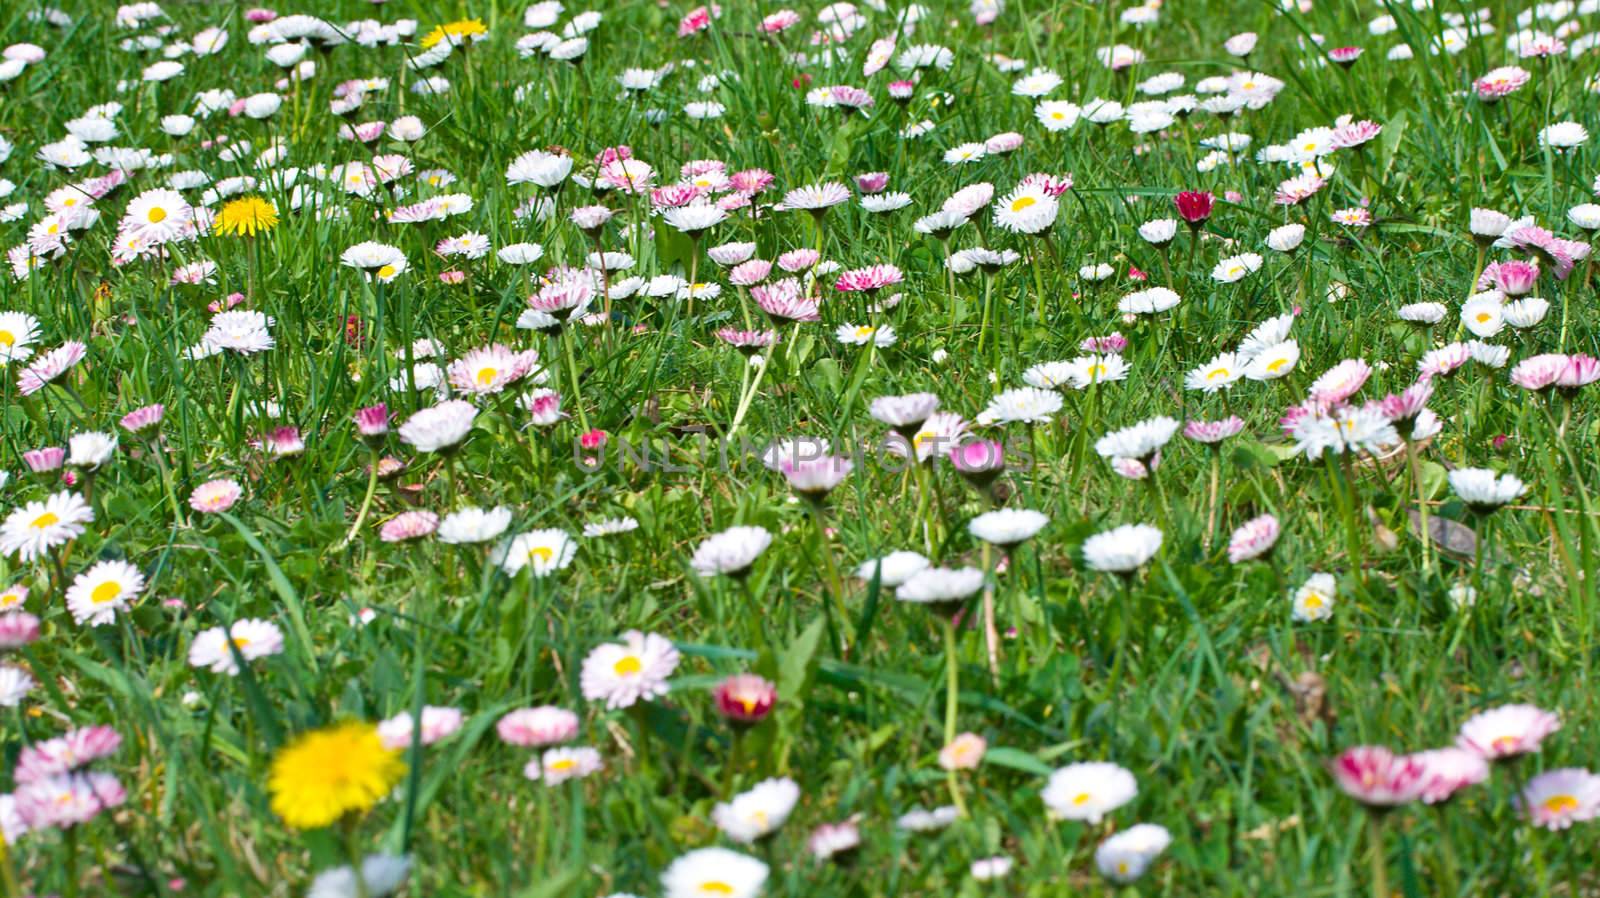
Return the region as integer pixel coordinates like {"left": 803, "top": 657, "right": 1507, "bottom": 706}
{"left": 1267, "top": 358, "right": 1289, "bottom": 373}
{"left": 232, "top": 637, "right": 251, "bottom": 649}
{"left": 148, "top": 207, "right": 167, "bottom": 223}
{"left": 1543, "top": 794, "right": 1579, "bottom": 814}
{"left": 1051, "top": 112, "right": 1064, "bottom": 120}
{"left": 476, "top": 367, "right": 498, "bottom": 386}
{"left": 1491, "top": 735, "right": 1518, "bottom": 753}
{"left": 377, "top": 264, "right": 397, "bottom": 280}
{"left": 31, "top": 512, "right": 59, "bottom": 529}
{"left": 1072, "top": 792, "right": 1092, "bottom": 806}
{"left": 853, "top": 326, "right": 875, "bottom": 340}
{"left": 1302, "top": 142, "right": 1317, "bottom": 152}
{"left": 548, "top": 758, "right": 577, "bottom": 772}
{"left": 1207, "top": 367, "right": 1230, "bottom": 381}
{"left": 1228, "top": 266, "right": 1244, "bottom": 278}
{"left": 1011, "top": 196, "right": 1037, "bottom": 212}
{"left": 90, "top": 582, "right": 121, "bottom": 605}
{"left": 0, "top": 330, "right": 14, "bottom": 346}
{"left": 700, "top": 883, "right": 735, "bottom": 895}
{"left": 614, "top": 655, "right": 642, "bottom": 676}
{"left": 1476, "top": 312, "right": 1492, "bottom": 323}
{"left": 46, "top": 223, "right": 59, "bottom": 235}
{"left": 0, "top": 594, "right": 19, "bottom": 609}
{"left": 527, "top": 545, "right": 554, "bottom": 564}
{"left": 1303, "top": 593, "right": 1324, "bottom": 609}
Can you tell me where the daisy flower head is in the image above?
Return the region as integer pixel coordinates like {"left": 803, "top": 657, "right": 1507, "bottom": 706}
{"left": 1042, "top": 762, "right": 1137, "bottom": 823}
{"left": 579, "top": 630, "right": 679, "bottom": 710}
{"left": 499, "top": 529, "right": 578, "bottom": 577}
{"left": 979, "top": 387, "right": 1062, "bottom": 425}
{"left": 691, "top": 525, "right": 772, "bottom": 578}
{"left": 1095, "top": 823, "right": 1172, "bottom": 883}
{"left": 187, "top": 618, "right": 285, "bottom": 675}
{"left": 1082, "top": 523, "right": 1163, "bottom": 574}
{"left": 0, "top": 311, "right": 41, "bottom": 364}
{"left": 65, "top": 559, "right": 145, "bottom": 627}
{"left": 1517, "top": 768, "right": 1600, "bottom": 830}
{"left": 1095, "top": 416, "right": 1179, "bottom": 462}
{"left": 1457, "top": 704, "right": 1561, "bottom": 760}
{"left": 1211, "top": 252, "right": 1263, "bottom": 283}
{"left": 835, "top": 323, "right": 896, "bottom": 348}
{"left": 781, "top": 182, "right": 850, "bottom": 213}
{"left": 1186, "top": 352, "right": 1244, "bottom": 392}
{"left": 660, "top": 847, "right": 768, "bottom": 898}
{"left": 714, "top": 673, "right": 777, "bottom": 725}
{"left": 1329, "top": 746, "right": 1426, "bottom": 807}
{"left": 1, "top": 490, "right": 93, "bottom": 561}
{"left": 895, "top": 566, "right": 985, "bottom": 616}
{"left": 856, "top": 551, "right": 931, "bottom": 588}
{"left": 1286, "top": 569, "right": 1337, "bottom": 621}
{"left": 526, "top": 746, "right": 603, "bottom": 785}
{"left": 968, "top": 508, "right": 1049, "bottom": 546}
{"left": 1118, "top": 286, "right": 1181, "bottom": 315}
{"left": 189, "top": 478, "right": 242, "bottom": 514}
{"left": 1227, "top": 514, "right": 1280, "bottom": 563}
{"left": 398, "top": 400, "right": 477, "bottom": 452}
{"left": 993, "top": 183, "right": 1059, "bottom": 235}
{"left": 268, "top": 721, "right": 404, "bottom": 830}
{"left": 17, "top": 341, "right": 86, "bottom": 395}
{"left": 1448, "top": 468, "right": 1525, "bottom": 512}
{"left": 1411, "top": 748, "right": 1490, "bottom": 805}
{"left": 713, "top": 777, "right": 801, "bottom": 843}
{"left": 498, "top": 706, "right": 579, "bottom": 747}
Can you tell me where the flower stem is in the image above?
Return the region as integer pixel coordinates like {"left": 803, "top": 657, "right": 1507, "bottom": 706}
{"left": 1368, "top": 812, "right": 1390, "bottom": 898}
{"left": 942, "top": 617, "right": 968, "bottom": 818}
{"left": 341, "top": 447, "right": 381, "bottom": 546}
{"left": 560, "top": 327, "right": 592, "bottom": 432}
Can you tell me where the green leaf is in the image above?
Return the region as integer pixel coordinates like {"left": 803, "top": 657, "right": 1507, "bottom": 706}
{"left": 778, "top": 617, "right": 827, "bottom": 703}
{"left": 983, "top": 746, "right": 1054, "bottom": 777}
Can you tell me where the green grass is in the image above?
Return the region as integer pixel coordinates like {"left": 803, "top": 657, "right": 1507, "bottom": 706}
{"left": 0, "top": 0, "right": 1598, "bottom": 895}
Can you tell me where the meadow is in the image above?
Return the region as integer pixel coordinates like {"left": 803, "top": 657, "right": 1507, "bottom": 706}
{"left": 0, "top": 0, "right": 1597, "bottom": 895}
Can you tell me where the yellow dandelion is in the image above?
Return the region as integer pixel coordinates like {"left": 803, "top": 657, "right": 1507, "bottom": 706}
{"left": 421, "top": 18, "right": 488, "bottom": 49}
{"left": 267, "top": 721, "right": 405, "bottom": 830}
{"left": 214, "top": 196, "right": 279, "bottom": 238}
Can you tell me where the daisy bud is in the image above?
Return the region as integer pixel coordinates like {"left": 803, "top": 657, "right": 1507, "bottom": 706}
{"left": 714, "top": 673, "right": 777, "bottom": 726}
{"left": 354, "top": 403, "right": 390, "bottom": 439}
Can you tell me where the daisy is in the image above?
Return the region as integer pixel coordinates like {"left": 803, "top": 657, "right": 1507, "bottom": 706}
{"left": 895, "top": 567, "right": 985, "bottom": 611}
{"left": 1330, "top": 746, "right": 1426, "bottom": 806}
{"left": 1411, "top": 748, "right": 1490, "bottom": 804}
{"left": 781, "top": 182, "right": 850, "bottom": 212}
{"left": 713, "top": 777, "right": 801, "bottom": 843}
{"left": 1082, "top": 524, "right": 1163, "bottom": 574}
{"left": 1186, "top": 352, "right": 1244, "bottom": 392}
{"left": 1227, "top": 515, "right": 1281, "bottom": 563}
{"left": 1095, "top": 823, "right": 1172, "bottom": 883}
{"left": 65, "top": 559, "right": 145, "bottom": 626}
{"left": 979, "top": 387, "right": 1062, "bottom": 425}
{"left": 1211, "top": 252, "right": 1263, "bottom": 283}
{"left": 1118, "top": 286, "right": 1181, "bottom": 315}
{"left": 660, "top": 848, "right": 768, "bottom": 898}
{"left": 690, "top": 526, "right": 772, "bottom": 577}
{"left": 189, "top": 479, "right": 242, "bottom": 514}
{"left": 526, "top": 747, "right": 603, "bottom": 785}
{"left": 446, "top": 345, "right": 538, "bottom": 395}
{"left": 0, "top": 311, "right": 41, "bottom": 364}
{"left": 1244, "top": 341, "right": 1299, "bottom": 380}
{"left": 835, "top": 323, "right": 896, "bottom": 347}
{"left": 969, "top": 509, "right": 1049, "bottom": 546}
{"left": 855, "top": 551, "right": 931, "bottom": 587}
{"left": 499, "top": 529, "right": 578, "bottom": 576}
{"left": 1448, "top": 468, "right": 1526, "bottom": 512}
{"left": 433, "top": 507, "right": 512, "bottom": 545}
{"left": 1518, "top": 769, "right": 1600, "bottom": 829}
{"left": 714, "top": 674, "right": 777, "bottom": 724}
{"left": 497, "top": 707, "right": 579, "bottom": 747}
{"left": 993, "top": 184, "right": 1058, "bottom": 234}
{"left": 1042, "top": 762, "right": 1137, "bottom": 823}
{"left": 1291, "top": 573, "right": 1337, "bottom": 622}
{"left": 1458, "top": 704, "right": 1560, "bottom": 759}
{"left": 398, "top": 400, "right": 477, "bottom": 452}
{"left": 579, "top": 630, "right": 679, "bottom": 709}
{"left": 187, "top": 618, "right": 285, "bottom": 674}
{"left": 1095, "top": 416, "right": 1179, "bottom": 462}
{"left": 1, "top": 490, "right": 93, "bottom": 561}
{"left": 17, "top": 341, "right": 86, "bottom": 395}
